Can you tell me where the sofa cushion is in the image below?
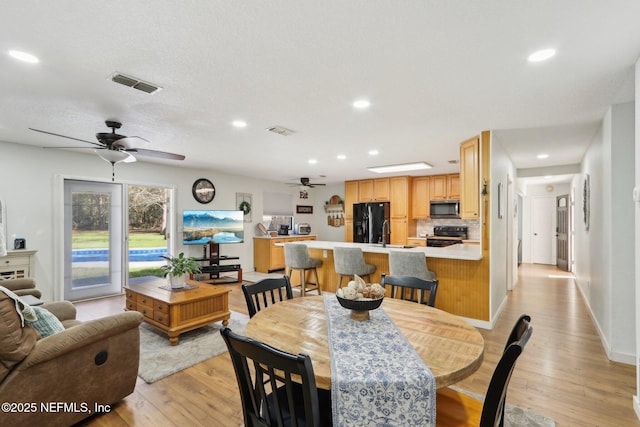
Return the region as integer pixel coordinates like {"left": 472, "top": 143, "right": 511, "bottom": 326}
{"left": 0, "top": 292, "right": 38, "bottom": 382}
{"left": 26, "top": 306, "right": 65, "bottom": 338}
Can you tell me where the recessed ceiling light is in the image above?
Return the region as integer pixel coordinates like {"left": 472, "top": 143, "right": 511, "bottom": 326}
{"left": 8, "top": 50, "right": 39, "bottom": 63}
{"left": 528, "top": 48, "right": 556, "bottom": 63}
{"left": 545, "top": 175, "right": 553, "bottom": 179}
{"left": 537, "top": 153, "right": 549, "bottom": 159}
{"left": 368, "top": 162, "right": 433, "bottom": 174}
{"left": 368, "top": 149, "right": 379, "bottom": 156}
{"left": 232, "top": 120, "right": 247, "bottom": 128}
{"left": 308, "top": 159, "right": 318, "bottom": 164}
{"left": 353, "top": 99, "right": 371, "bottom": 109}
{"left": 337, "top": 154, "right": 346, "bottom": 160}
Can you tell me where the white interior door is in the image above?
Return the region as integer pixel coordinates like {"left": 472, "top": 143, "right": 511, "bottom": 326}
{"left": 532, "top": 196, "right": 556, "bottom": 265}
{"left": 64, "top": 180, "right": 123, "bottom": 300}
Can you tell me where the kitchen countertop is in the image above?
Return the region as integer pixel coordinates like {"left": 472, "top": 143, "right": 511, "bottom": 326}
{"left": 253, "top": 234, "right": 317, "bottom": 239}
{"left": 275, "top": 240, "right": 482, "bottom": 261}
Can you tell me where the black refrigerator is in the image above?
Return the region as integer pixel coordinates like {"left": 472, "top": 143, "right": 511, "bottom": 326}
{"left": 353, "top": 202, "right": 390, "bottom": 243}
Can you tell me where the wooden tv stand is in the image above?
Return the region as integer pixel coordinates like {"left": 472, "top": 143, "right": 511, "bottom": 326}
{"left": 198, "top": 242, "right": 242, "bottom": 284}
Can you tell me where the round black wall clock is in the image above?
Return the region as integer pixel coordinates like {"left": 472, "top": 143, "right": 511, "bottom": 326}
{"left": 192, "top": 178, "right": 215, "bottom": 204}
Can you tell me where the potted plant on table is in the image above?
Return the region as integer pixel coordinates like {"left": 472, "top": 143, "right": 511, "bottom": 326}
{"left": 161, "top": 252, "right": 201, "bottom": 289}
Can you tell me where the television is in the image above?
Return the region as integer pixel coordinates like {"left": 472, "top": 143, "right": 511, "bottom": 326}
{"left": 183, "top": 210, "right": 245, "bottom": 245}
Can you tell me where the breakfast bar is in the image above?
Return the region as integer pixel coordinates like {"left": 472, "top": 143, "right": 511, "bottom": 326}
{"left": 277, "top": 240, "right": 488, "bottom": 322}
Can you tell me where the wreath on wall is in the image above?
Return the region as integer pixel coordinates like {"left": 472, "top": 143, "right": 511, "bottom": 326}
{"left": 239, "top": 200, "right": 252, "bottom": 215}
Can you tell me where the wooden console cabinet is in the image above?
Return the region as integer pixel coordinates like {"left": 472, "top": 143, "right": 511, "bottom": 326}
{"left": 253, "top": 235, "right": 317, "bottom": 273}
{"left": 0, "top": 249, "right": 37, "bottom": 280}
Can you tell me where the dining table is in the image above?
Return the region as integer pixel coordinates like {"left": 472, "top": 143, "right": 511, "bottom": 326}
{"left": 244, "top": 295, "right": 485, "bottom": 391}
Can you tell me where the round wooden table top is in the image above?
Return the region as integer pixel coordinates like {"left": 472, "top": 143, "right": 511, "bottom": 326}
{"left": 244, "top": 295, "right": 484, "bottom": 390}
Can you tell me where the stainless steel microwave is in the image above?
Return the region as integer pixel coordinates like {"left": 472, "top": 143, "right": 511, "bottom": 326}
{"left": 430, "top": 200, "right": 460, "bottom": 218}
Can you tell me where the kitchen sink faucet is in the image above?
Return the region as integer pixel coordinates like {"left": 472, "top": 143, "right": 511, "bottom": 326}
{"left": 381, "top": 220, "right": 390, "bottom": 248}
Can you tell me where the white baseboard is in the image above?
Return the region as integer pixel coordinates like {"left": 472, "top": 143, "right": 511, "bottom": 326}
{"left": 633, "top": 395, "right": 640, "bottom": 421}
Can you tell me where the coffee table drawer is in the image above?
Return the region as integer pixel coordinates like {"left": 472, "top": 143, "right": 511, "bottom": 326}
{"left": 126, "top": 298, "right": 136, "bottom": 311}
{"left": 153, "top": 311, "right": 170, "bottom": 326}
{"left": 136, "top": 294, "right": 154, "bottom": 307}
{"left": 136, "top": 303, "right": 154, "bottom": 319}
{"left": 155, "top": 301, "right": 169, "bottom": 314}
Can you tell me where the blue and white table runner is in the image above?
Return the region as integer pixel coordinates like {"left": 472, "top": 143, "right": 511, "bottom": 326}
{"left": 324, "top": 294, "right": 436, "bottom": 426}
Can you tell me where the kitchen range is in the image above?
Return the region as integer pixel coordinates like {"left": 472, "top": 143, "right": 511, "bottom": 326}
{"left": 426, "top": 226, "right": 468, "bottom": 247}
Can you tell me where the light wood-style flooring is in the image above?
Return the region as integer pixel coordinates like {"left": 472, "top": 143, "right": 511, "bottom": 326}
{"left": 73, "top": 264, "right": 639, "bottom": 426}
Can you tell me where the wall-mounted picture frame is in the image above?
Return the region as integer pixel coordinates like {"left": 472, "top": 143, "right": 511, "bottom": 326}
{"left": 497, "top": 182, "right": 503, "bottom": 219}
{"left": 296, "top": 205, "right": 313, "bottom": 214}
{"left": 583, "top": 174, "right": 590, "bottom": 231}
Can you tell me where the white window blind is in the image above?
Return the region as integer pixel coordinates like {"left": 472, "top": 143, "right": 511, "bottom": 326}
{"left": 263, "top": 192, "right": 293, "bottom": 216}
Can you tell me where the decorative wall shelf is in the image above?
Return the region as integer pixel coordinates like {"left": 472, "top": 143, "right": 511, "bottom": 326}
{"left": 323, "top": 203, "right": 344, "bottom": 213}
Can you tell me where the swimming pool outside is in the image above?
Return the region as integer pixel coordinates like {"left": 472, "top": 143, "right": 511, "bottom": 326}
{"left": 72, "top": 248, "right": 168, "bottom": 262}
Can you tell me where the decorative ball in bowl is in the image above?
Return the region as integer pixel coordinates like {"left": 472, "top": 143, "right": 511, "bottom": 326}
{"left": 336, "top": 275, "right": 385, "bottom": 321}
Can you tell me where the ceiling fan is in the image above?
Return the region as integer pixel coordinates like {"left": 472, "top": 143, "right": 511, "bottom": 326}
{"left": 288, "top": 177, "right": 326, "bottom": 188}
{"left": 29, "top": 120, "right": 186, "bottom": 164}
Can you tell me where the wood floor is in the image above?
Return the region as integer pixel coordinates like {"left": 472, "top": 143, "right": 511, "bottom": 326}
{"left": 73, "top": 264, "right": 639, "bottom": 426}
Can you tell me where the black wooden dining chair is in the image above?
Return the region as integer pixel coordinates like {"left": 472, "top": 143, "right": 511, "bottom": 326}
{"left": 242, "top": 276, "right": 294, "bottom": 318}
{"left": 436, "top": 315, "right": 533, "bottom": 427}
{"left": 220, "top": 327, "right": 332, "bottom": 427}
{"left": 380, "top": 274, "right": 439, "bottom": 307}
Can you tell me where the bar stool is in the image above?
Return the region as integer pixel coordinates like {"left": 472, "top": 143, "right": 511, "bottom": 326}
{"left": 389, "top": 251, "right": 436, "bottom": 280}
{"left": 333, "top": 247, "right": 376, "bottom": 287}
{"left": 284, "top": 243, "right": 322, "bottom": 296}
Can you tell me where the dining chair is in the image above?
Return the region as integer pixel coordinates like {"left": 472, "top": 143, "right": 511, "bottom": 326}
{"left": 333, "top": 247, "right": 376, "bottom": 287}
{"left": 242, "top": 276, "right": 293, "bottom": 318}
{"left": 436, "top": 314, "right": 533, "bottom": 427}
{"left": 388, "top": 250, "right": 436, "bottom": 281}
{"left": 220, "top": 327, "right": 333, "bottom": 427}
{"left": 380, "top": 274, "right": 439, "bottom": 307}
{"left": 284, "top": 243, "right": 322, "bottom": 297}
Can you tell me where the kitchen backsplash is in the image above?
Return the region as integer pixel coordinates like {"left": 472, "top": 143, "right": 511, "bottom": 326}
{"left": 416, "top": 219, "right": 480, "bottom": 240}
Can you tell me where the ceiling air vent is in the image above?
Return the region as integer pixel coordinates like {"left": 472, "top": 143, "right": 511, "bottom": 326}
{"left": 110, "top": 72, "right": 162, "bottom": 94}
{"left": 266, "top": 126, "right": 296, "bottom": 136}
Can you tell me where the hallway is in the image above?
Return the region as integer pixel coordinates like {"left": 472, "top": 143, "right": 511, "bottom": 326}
{"left": 454, "top": 263, "right": 638, "bottom": 426}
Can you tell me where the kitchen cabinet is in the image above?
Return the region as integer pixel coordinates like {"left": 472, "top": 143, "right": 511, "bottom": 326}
{"left": 389, "top": 176, "right": 414, "bottom": 245}
{"left": 411, "top": 177, "right": 430, "bottom": 219}
{"left": 344, "top": 181, "right": 358, "bottom": 221}
{"left": 407, "top": 238, "right": 426, "bottom": 247}
{"left": 459, "top": 136, "right": 480, "bottom": 219}
{"left": 253, "top": 236, "right": 317, "bottom": 273}
{"left": 358, "top": 178, "right": 389, "bottom": 202}
{"left": 430, "top": 174, "right": 460, "bottom": 200}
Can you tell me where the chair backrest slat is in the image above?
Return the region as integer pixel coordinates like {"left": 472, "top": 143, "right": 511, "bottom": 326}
{"left": 381, "top": 274, "right": 439, "bottom": 307}
{"left": 221, "top": 327, "right": 322, "bottom": 427}
{"left": 242, "top": 276, "right": 294, "bottom": 318}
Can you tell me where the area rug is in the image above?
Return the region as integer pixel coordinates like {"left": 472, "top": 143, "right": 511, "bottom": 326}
{"left": 138, "top": 311, "right": 249, "bottom": 384}
{"left": 450, "top": 386, "right": 556, "bottom": 427}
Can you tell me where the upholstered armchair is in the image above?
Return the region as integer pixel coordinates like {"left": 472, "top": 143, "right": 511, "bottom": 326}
{"left": 0, "top": 291, "right": 143, "bottom": 426}
{"left": 1, "top": 277, "right": 42, "bottom": 298}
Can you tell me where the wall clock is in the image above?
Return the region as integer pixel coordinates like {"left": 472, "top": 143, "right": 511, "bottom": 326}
{"left": 192, "top": 178, "right": 215, "bottom": 204}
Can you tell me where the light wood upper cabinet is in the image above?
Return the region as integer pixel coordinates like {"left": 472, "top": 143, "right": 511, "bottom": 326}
{"left": 389, "top": 176, "right": 410, "bottom": 218}
{"left": 430, "top": 174, "right": 459, "bottom": 200}
{"left": 344, "top": 180, "right": 358, "bottom": 220}
{"left": 412, "top": 177, "right": 430, "bottom": 219}
{"left": 448, "top": 174, "right": 460, "bottom": 199}
{"left": 459, "top": 136, "right": 480, "bottom": 219}
{"left": 358, "top": 178, "right": 389, "bottom": 202}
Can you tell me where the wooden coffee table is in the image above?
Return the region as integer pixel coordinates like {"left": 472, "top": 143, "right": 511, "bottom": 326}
{"left": 125, "top": 279, "right": 231, "bottom": 346}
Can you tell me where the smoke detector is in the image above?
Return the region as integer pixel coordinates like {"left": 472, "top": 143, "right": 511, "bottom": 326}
{"left": 266, "top": 126, "right": 296, "bottom": 136}
{"left": 110, "top": 72, "right": 162, "bottom": 94}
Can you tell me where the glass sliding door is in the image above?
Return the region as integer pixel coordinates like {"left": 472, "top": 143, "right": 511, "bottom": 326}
{"left": 64, "top": 180, "right": 123, "bottom": 300}
{"left": 127, "top": 185, "right": 171, "bottom": 284}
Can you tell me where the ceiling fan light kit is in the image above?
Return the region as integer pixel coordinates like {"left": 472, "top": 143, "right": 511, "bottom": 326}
{"left": 95, "top": 149, "right": 135, "bottom": 164}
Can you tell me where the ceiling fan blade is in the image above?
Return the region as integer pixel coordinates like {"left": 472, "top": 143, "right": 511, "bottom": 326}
{"left": 114, "top": 136, "right": 151, "bottom": 148}
{"left": 125, "top": 148, "right": 185, "bottom": 160}
{"left": 29, "top": 128, "right": 103, "bottom": 147}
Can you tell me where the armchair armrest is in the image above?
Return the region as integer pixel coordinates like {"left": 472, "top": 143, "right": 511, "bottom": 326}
{"left": 2, "top": 278, "right": 42, "bottom": 299}
{"left": 40, "top": 301, "right": 77, "bottom": 321}
{"left": 19, "top": 311, "right": 143, "bottom": 369}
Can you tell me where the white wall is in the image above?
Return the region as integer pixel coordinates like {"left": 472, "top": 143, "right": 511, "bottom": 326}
{"left": 574, "top": 102, "right": 635, "bottom": 365}
{"left": 0, "top": 141, "right": 342, "bottom": 300}
{"left": 488, "top": 131, "right": 517, "bottom": 321}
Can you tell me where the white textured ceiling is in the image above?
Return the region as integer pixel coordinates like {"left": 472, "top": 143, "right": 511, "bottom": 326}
{"left": 1, "top": 1, "right": 639, "bottom": 185}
